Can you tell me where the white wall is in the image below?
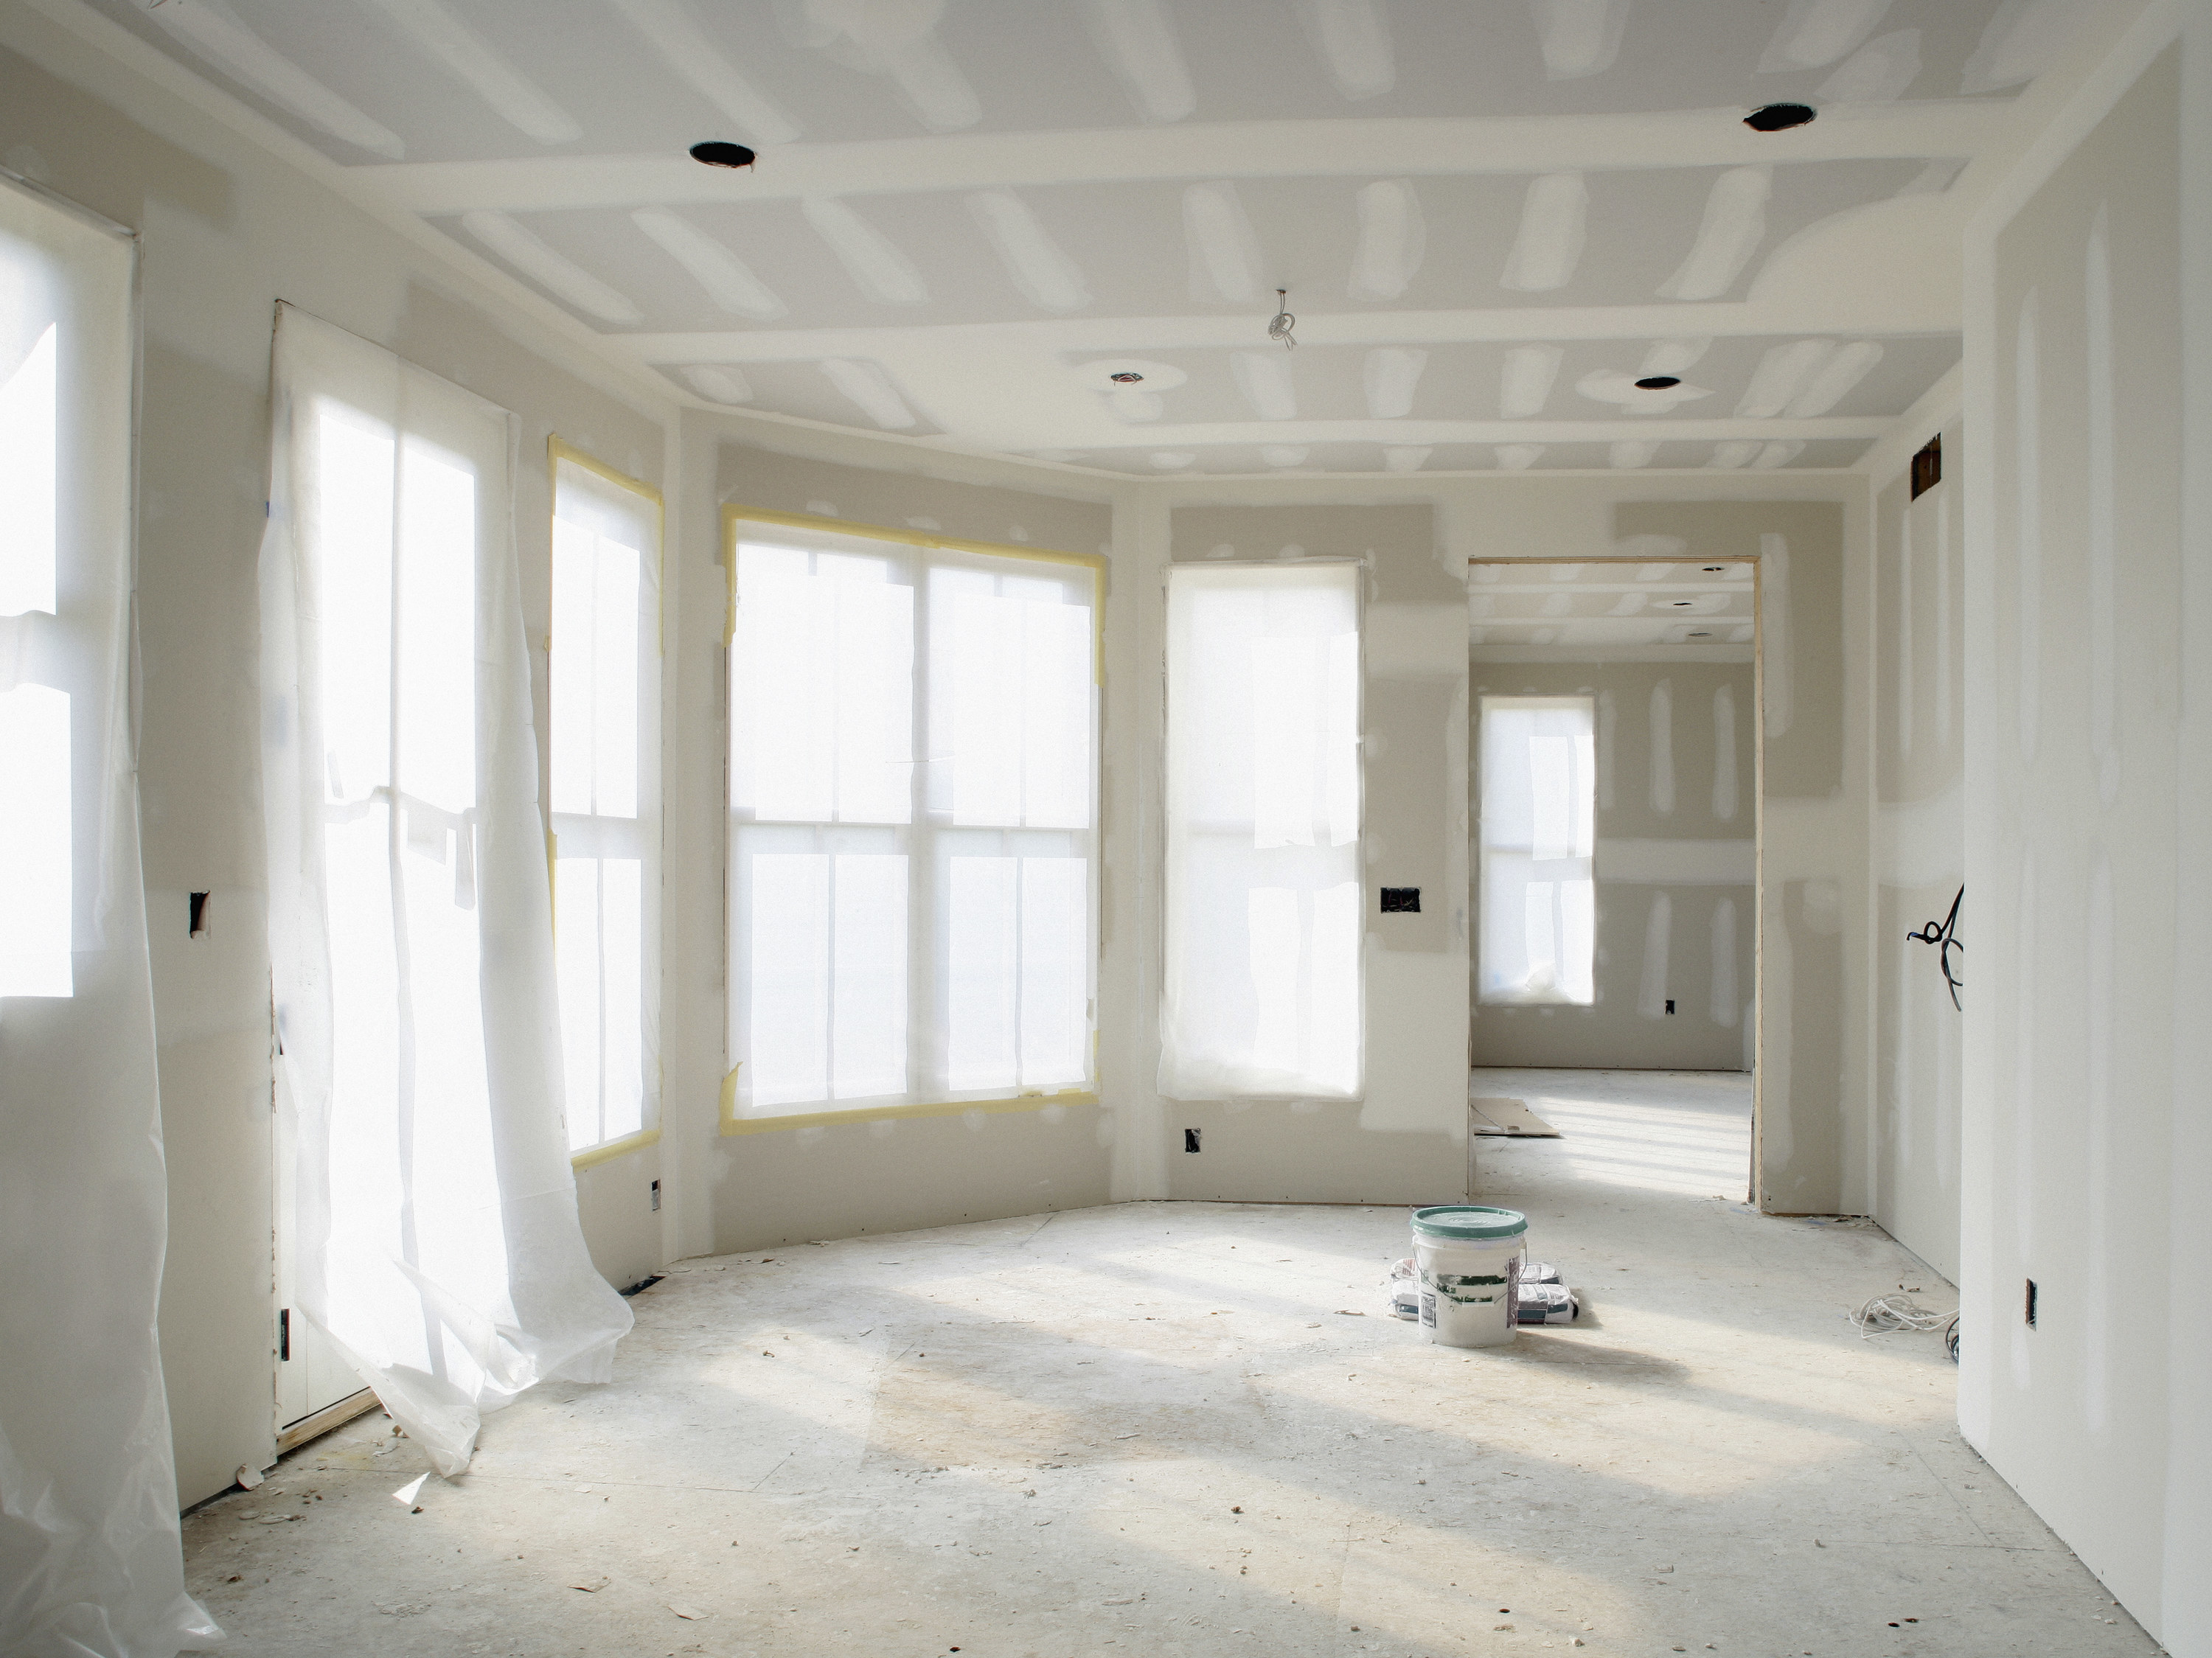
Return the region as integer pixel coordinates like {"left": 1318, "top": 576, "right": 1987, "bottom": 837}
{"left": 1146, "top": 473, "right": 1871, "bottom": 1217}
{"left": 1961, "top": 7, "right": 2211, "bottom": 1651}
{"left": 1870, "top": 410, "right": 1965, "bottom": 1285}
{"left": 0, "top": 8, "right": 678, "bottom": 1505}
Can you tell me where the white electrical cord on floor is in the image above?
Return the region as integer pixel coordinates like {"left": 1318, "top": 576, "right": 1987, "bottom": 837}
{"left": 1849, "top": 1292, "right": 1958, "bottom": 1340}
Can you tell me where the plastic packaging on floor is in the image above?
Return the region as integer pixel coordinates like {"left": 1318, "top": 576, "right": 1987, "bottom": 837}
{"left": 1385, "top": 1256, "right": 1580, "bottom": 1323}
{"left": 1515, "top": 1260, "right": 1579, "bottom": 1323}
{"left": 1387, "top": 1257, "right": 1420, "bottom": 1320}
{"left": 1515, "top": 1281, "right": 1580, "bottom": 1323}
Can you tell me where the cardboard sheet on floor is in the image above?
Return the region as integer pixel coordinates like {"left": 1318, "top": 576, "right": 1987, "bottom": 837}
{"left": 1470, "top": 1096, "right": 1560, "bottom": 1137}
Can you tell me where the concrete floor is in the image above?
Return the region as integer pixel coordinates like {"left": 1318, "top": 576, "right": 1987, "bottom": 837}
{"left": 182, "top": 1070, "right": 2156, "bottom": 1657}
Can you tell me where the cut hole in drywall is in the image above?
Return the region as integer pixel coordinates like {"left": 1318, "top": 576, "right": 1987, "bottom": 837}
{"left": 2025, "top": 1279, "right": 2038, "bottom": 1328}
{"left": 188, "top": 892, "right": 210, "bottom": 937}
{"left": 1380, "top": 887, "right": 1420, "bottom": 913}
{"left": 1910, "top": 433, "right": 1942, "bottom": 500}
{"left": 1183, "top": 1129, "right": 1202, "bottom": 1153}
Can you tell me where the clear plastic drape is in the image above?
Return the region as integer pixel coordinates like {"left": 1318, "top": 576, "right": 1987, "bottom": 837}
{"left": 0, "top": 178, "right": 220, "bottom": 1655}
{"left": 1160, "top": 562, "right": 1363, "bottom": 1101}
{"left": 549, "top": 456, "right": 661, "bottom": 1154}
{"left": 260, "top": 307, "right": 630, "bottom": 1478}
{"left": 1477, "top": 695, "right": 1597, "bottom": 1005}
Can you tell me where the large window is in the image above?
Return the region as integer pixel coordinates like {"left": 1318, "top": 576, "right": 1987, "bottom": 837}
{"left": 725, "top": 512, "right": 1101, "bottom": 1124}
{"left": 0, "top": 269, "right": 67, "bottom": 999}
{"left": 550, "top": 445, "right": 660, "bottom": 1160}
{"left": 1478, "top": 694, "right": 1597, "bottom": 1005}
{"left": 1160, "top": 562, "right": 1363, "bottom": 1101}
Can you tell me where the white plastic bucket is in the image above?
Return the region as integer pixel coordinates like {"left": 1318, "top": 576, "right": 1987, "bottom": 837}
{"left": 1411, "top": 1205, "right": 1528, "bottom": 1348}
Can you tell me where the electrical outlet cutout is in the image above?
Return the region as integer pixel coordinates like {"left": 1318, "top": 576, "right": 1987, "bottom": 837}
{"left": 188, "top": 892, "right": 210, "bottom": 936}
{"left": 1183, "top": 1129, "right": 1202, "bottom": 1153}
{"left": 1380, "top": 887, "right": 1420, "bottom": 913}
{"left": 2025, "top": 1279, "right": 2038, "bottom": 1328}
{"left": 650, "top": 1179, "right": 661, "bottom": 1213}
{"left": 1664, "top": 998, "right": 1675, "bottom": 1014}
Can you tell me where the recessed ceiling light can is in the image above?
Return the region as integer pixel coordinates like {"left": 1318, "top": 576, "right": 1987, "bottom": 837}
{"left": 689, "top": 140, "right": 757, "bottom": 168}
{"left": 1634, "top": 375, "right": 1682, "bottom": 389}
{"left": 1110, "top": 372, "right": 1144, "bottom": 383}
{"left": 1744, "top": 103, "right": 1816, "bottom": 132}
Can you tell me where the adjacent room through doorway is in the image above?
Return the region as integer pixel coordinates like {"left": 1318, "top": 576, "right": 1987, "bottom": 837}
{"left": 1469, "top": 560, "right": 1758, "bottom": 1205}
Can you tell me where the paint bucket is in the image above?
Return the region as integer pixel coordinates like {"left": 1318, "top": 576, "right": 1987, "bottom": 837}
{"left": 1411, "top": 1206, "right": 1528, "bottom": 1348}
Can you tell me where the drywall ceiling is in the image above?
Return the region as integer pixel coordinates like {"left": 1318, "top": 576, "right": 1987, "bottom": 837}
{"left": 1471, "top": 560, "right": 1754, "bottom": 647}
{"left": 86, "top": 0, "right": 2092, "bottom": 475}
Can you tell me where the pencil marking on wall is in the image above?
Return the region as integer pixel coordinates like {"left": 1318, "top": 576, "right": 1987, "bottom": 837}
{"left": 1638, "top": 891, "right": 1672, "bottom": 1019}
{"left": 1709, "top": 897, "right": 1738, "bottom": 1028}
{"left": 2086, "top": 206, "right": 2119, "bottom": 807}
{"left": 2085, "top": 848, "right": 2111, "bottom": 1432}
{"left": 1648, "top": 679, "right": 1674, "bottom": 815}
{"left": 2014, "top": 289, "right": 2041, "bottom": 762}
{"left": 1712, "top": 684, "right": 1738, "bottom": 823}
{"left": 1759, "top": 532, "right": 1791, "bottom": 739}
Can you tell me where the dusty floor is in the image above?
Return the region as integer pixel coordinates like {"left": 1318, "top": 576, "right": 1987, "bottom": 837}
{"left": 183, "top": 1070, "right": 2155, "bottom": 1657}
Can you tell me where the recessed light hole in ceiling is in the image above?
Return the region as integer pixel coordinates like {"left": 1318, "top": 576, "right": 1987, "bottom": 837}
{"left": 1634, "top": 376, "right": 1682, "bottom": 389}
{"left": 689, "top": 140, "right": 757, "bottom": 168}
{"left": 1743, "top": 103, "right": 1817, "bottom": 132}
{"left": 1110, "top": 372, "right": 1144, "bottom": 383}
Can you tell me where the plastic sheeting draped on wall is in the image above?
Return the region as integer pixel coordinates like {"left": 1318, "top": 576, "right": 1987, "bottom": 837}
{"left": 259, "top": 304, "right": 631, "bottom": 1479}
{"left": 0, "top": 175, "right": 220, "bottom": 1656}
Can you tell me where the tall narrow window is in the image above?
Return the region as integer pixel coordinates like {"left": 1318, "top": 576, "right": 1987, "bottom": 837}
{"left": 0, "top": 296, "right": 69, "bottom": 998}
{"left": 1478, "top": 695, "right": 1596, "bottom": 1005}
{"left": 726, "top": 513, "right": 1101, "bottom": 1123}
{"left": 1160, "top": 562, "right": 1363, "bottom": 1100}
{"left": 551, "top": 445, "right": 660, "bottom": 1159}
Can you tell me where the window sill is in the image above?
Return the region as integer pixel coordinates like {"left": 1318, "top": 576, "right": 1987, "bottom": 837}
{"left": 720, "top": 1091, "right": 1099, "bottom": 1137}
{"left": 570, "top": 1127, "right": 661, "bottom": 1170}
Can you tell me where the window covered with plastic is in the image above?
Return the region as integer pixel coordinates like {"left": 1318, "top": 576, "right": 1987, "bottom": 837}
{"left": 1160, "top": 562, "right": 1363, "bottom": 1101}
{"left": 1478, "top": 694, "right": 1597, "bottom": 1006}
{"left": 550, "top": 448, "right": 660, "bottom": 1158}
{"left": 726, "top": 517, "right": 1100, "bottom": 1121}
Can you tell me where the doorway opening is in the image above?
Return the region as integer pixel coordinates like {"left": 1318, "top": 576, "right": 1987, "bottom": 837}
{"left": 1467, "top": 558, "right": 1760, "bottom": 1204}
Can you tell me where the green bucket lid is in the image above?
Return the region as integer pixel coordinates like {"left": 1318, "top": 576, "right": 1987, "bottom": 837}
{"left": 1411, "top": 1205, "right": 1527, "bottom": 1241}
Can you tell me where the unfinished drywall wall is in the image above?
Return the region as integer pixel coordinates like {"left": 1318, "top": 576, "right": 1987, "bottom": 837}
{"left": 0, "top": 15, "right": 675, "bottom": 1505}
{"left": 1159, "top": 504, "right": 1467, "bottom": 1205}
{"left": 1872, "top": 419, "right": 1964, "bottom": 1286}
{"left": 1607, "top": 501, "right": 1864, "bottom": 1216}
{"left": 1141, "top": 475, "right": 1865, "bottom": 1217}
{"left": 1469, "top": 658, "right": 1756, "bottom": 1073}
{"left": 689, "top": 441, "right": 1119, "bottom": 1253}
{"left": 1963, "top": 21, "right": 2206, "bottom": 1653}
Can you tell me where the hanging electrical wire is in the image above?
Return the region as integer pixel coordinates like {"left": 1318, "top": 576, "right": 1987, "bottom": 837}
{"left": 1906, "top": 885, "right": 1964, "bottom": 1010}
{"left": 1268, "top": 289, "right": 1296, "bottom": 349}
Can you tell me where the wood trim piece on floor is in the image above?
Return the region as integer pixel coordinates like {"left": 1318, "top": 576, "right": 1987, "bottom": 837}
{"left": 276, "top": 1387, "right": 380, "bottom": 1455}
